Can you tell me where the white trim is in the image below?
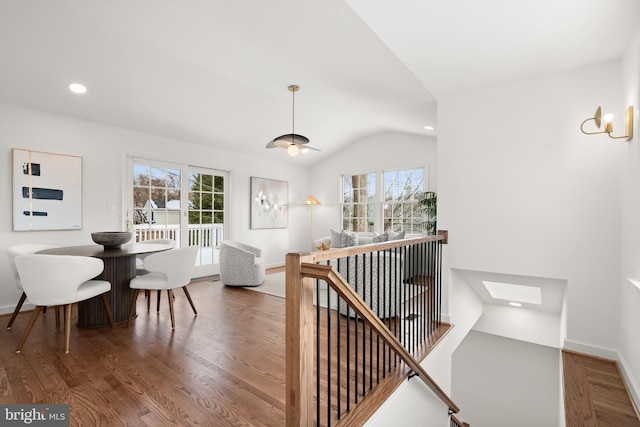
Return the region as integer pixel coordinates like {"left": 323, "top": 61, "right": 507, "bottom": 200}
{"left": 619, "top": 352, "right": 640, "bottom": 417}
{"left": 563, "top": 339, "right": 618, "bottom": 360}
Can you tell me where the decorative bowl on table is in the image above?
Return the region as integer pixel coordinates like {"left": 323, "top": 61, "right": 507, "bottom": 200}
{"left": 91, "top": 231, "right": 132, "bottom": 250}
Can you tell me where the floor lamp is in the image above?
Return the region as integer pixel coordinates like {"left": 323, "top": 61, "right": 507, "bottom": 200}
{"left": 303, "top": 195, "right": 321, "bottom": 246}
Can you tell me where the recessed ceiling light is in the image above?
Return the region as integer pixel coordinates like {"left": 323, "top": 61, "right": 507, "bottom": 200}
{"left": 509, "top": 302, "right": 522, "bottom": 307}
{"left": 424, "top": 125, "right": 434, "bottom": 131}
{"left": 69, "top": 83, "right": 87, "bottom": 94}
{"left": 482, "top": 280, "right": 542, "bottom": 305}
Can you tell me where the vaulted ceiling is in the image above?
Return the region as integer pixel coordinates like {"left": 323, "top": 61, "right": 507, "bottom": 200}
{"left": 1, "top": 0, "right": 638, "bottom": 165}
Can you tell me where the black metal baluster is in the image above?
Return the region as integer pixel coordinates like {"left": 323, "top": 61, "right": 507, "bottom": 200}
{"left": 437, "top": 240, "right": 442, "bottom": 325}
{"left": 418, "top": 242, "right": 429, "bottom": 343}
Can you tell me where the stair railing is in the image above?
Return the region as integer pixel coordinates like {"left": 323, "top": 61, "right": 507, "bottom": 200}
{"left": 286, "top": 231, "right": 461, "bottom": 426}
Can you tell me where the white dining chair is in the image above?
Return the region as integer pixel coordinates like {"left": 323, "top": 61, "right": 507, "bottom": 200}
{"left": 6, "top": 244, "right": 58, "bottom": 329}
{"left": 136, "top": 238, "right": 176, "bottom": 312}
{"left": 13, "top": 254, "right": 114, "bottom": 353}
{"left": 127, "top": 246, "right": 198, "bottom": 329}
{"left": 136, "top": 238, "right": 176, "bottom": 274}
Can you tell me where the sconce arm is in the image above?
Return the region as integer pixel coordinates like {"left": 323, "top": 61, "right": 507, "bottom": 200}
{"left": 580, "top": 117, "right": 606, "bottom": 135}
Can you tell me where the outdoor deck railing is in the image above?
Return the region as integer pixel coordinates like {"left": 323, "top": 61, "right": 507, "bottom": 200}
{"left": 134, "top": 224, "right": 224, "bottom": 247}
{"left": 286, "top": 231, "right": 462, "bottom": 426}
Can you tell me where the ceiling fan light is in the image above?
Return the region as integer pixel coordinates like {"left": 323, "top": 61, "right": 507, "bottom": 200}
{"left": 288, "top": 144, "right": 299, "bottom": 157}
{"left": 266, "top": 85, "right": 320, "bottom": 155}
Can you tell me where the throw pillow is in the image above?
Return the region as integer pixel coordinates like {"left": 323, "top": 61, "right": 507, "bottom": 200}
{"left": 387, "top": 230, "right": 405, "bottom": 241}
{"left": 330, "top": 228, "right": 360, "bottom": 247}
{"left": 373, "top": 232, "right": 388, "bottom": 243}
{"left": 330, "top": 228, "right": 344, "bottom": 248}
{"left": 342, "top": 231, "right": 359, "bottom": 247}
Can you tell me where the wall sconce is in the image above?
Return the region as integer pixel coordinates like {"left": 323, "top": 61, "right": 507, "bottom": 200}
{"left": 580, "top": 105, "right": 634, "bottom": 141}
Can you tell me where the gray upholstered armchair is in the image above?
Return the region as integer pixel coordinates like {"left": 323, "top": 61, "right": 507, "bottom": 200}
{"left": 219, "top": 241, "right": 266, "bottom": 287}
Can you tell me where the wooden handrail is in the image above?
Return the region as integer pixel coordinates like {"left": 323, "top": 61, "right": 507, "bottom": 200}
{"left": 300, "top": 262, "right": 460, "bottom": 415}
{"left": 451, "top": 414, "right": 470, "bottom": 427}
{"left": 305, "top": 231, "right": 447, "bottom": 264}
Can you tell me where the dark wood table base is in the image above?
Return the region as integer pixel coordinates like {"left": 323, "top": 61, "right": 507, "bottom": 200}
{"left": 77, "top": 255, "right": 137, "bottom": 328}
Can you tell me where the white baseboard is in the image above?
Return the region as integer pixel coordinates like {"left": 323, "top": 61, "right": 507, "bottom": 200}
{"left": 0, "top": 303, "right": 35, "bottom": 317}
{"left": 563, "top": 339, "right": 618, "bottom": 360}
{"left": 619, "top": 353, "right": 640, "bottom": 417}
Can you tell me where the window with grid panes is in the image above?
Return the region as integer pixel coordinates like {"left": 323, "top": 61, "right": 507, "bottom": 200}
{"left": 383, "top": 168, "right": 424, "bottom": 233}
{"left": 341, "top": 172, "right": 375, "bottom": 232}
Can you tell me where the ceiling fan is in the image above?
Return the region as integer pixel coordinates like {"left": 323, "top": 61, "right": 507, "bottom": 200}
{"left": 266, "top": 84, "right": 321, "bottom": 157}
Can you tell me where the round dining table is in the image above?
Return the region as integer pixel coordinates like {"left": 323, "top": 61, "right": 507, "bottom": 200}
{"left": 38, "top": 242, "right": 174, "bottom": 328}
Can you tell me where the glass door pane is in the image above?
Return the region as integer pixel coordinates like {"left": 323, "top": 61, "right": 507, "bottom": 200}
{"left": 129, "top": 157, "right": 228, "bottom": 278}
{"left": 188, "top": 168, "right": 227, "bottom": 276}
{"left": 132, "top": 163, "right": 182, "bottom": 242}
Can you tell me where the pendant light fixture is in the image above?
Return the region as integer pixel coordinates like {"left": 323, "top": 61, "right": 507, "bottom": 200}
{"left": 266, "top": 84, "right": 320, "bottom": 156}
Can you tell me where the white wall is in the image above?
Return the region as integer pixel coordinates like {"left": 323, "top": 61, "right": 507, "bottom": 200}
{"left": 308, "top": 131, "right": 437, "bottom": 239}
{"left": 364, "top": 377, "right": 449, "bottom": 427}
{"left": 364, "top": 59, "right": 628, "bottom": 426}
{"left": 452, "top": 331, "right": 560, "bottom": 427}
{"left": 619, "top": 26, "right": 640, "bottom": 407}
{"left": 0, "top": 102, "right": 310, "bottom": 314}
{"left": 438, "top": 60, "right": 622, "bottom": 354}
{"left": 472, "top": 304, "right": 562, "bottom": 348}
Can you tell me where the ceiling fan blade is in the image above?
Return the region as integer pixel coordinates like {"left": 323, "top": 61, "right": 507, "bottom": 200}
{"left": 296, "top": 143, "right": 321, "bottom": 152}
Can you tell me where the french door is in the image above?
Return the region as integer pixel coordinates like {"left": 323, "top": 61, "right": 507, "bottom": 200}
{"left": 127, "top": 157, "right": 229, "bottom": 277}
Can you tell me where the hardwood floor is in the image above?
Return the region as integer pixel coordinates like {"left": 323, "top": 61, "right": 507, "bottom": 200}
{"left": 1, "top": 277, "right": 287, "bottom": 426}
{"left": 1, "top": 266, "right": 452, "bottom": 427}
{"left": 6, "top": 274, "right": 637, "bottom": 427}
{"left": 563, "top": 349, "right": 640, "bottom": 427}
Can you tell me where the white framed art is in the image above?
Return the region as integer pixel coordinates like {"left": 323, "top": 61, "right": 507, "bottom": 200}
{"left": 12, "top": 148, "right": 83, "bottom": 231}
{"left": 250, "top": 177, "right": 288, "bottom": 229}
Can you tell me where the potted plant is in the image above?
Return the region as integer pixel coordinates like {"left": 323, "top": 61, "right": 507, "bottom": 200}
{"left": 418, "top": 191, "right": 437, "bottom": 235}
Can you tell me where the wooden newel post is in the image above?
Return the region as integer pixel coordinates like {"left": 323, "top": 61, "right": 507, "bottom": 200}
{"left": 285, "top": 252, "right": 315, "bottom": 426}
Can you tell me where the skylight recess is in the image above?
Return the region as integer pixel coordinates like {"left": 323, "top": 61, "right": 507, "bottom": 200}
{"left": 482, "top": 281, "right": 542, "bottom": 305}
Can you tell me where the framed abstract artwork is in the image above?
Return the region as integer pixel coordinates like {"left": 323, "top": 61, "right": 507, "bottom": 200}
{"left": 250, "top": 177, "right": 288, "bottom": 229}
{"left": 12, "top": 148, "right": 83, "bottom": 231}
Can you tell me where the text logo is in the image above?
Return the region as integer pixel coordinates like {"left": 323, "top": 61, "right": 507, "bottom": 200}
{"left": 1, "top": 405, "right": 69, "bottom": 426}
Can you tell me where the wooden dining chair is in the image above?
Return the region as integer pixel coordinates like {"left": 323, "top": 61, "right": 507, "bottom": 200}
{"left": 6, "top": 244, "right": 58, "bottom": 329}
{"left": 13, "top": 254, "right": 114, "bottom": 353}
{"left": 127, "top": 246, "right": 198, "bottom": 329}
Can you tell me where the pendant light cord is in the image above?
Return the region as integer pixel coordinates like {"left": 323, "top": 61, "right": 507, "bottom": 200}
{"left": 291, "top": 88, "right": 295, "bottom": 142}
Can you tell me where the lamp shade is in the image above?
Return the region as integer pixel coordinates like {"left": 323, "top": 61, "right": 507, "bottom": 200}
{"left": 303, "top": 195, "right": 321, "bottom": 205}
